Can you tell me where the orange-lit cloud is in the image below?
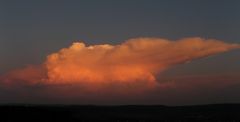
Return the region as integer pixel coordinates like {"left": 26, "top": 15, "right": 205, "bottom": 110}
{"left": 1, "top": 37, "right": 240, "bottom": 92}
{"left": 0, "top": 65, "right": 46, "bottom": 87}
{"left": 45, "top": 37, "right": 239, "bottom": 85}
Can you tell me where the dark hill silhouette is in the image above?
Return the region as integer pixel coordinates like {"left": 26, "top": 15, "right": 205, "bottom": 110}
{"left": 0, "top": 104, "right": 240, "bottom": 122}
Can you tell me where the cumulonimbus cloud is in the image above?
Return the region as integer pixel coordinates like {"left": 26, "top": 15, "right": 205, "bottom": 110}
{"left": 1, "top": 37, "right": 240, "bottom": 91}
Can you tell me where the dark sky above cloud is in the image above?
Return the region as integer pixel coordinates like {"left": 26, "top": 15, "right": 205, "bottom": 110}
{"left": 1, "top": 0, "right": 240, "bottom": 73}
{"left": 0, "top": 0, "right": 240, "bottom": 105}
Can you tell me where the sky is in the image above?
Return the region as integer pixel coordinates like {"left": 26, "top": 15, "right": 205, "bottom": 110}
{"left": 0, "top": 0, "right": 240, "bottom": 105}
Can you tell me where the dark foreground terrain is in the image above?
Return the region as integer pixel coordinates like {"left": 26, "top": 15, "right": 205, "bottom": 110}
{"left": 1, "top": 104, "right": 240, "bottom": 122}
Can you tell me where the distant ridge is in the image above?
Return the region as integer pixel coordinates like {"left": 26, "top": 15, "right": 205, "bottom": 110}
{"left": 0, "top": 103, "right": 240, "bottom": 121}
{"left": 0, "top": 103, "right": 240, "bottom": 107}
